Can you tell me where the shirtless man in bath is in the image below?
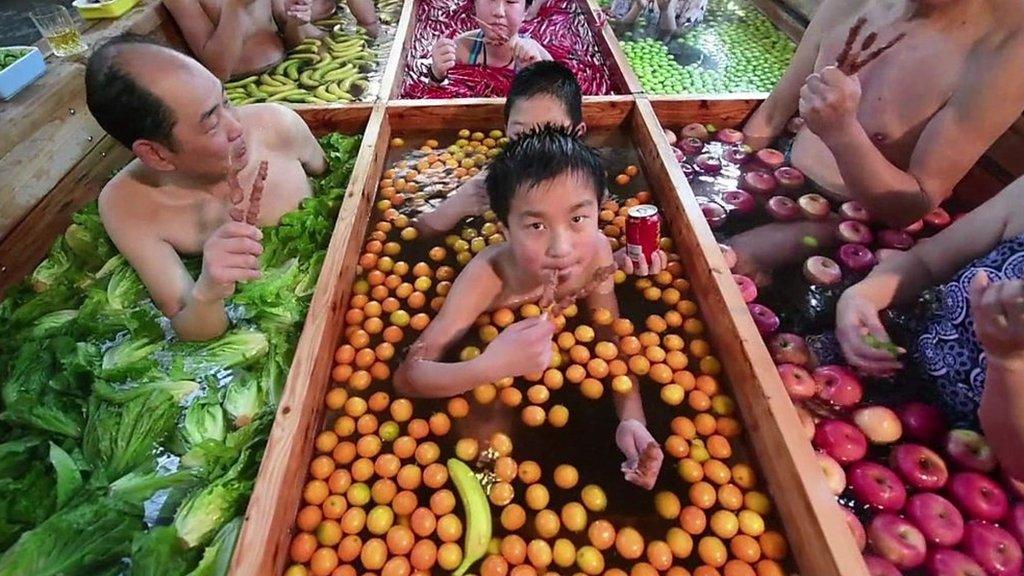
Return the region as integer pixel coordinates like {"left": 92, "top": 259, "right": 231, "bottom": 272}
{"left": 731, "top": 0, "right": 1024, "bottom": 281}
{"left": 86, "top": 37, "right": 325, "bottom": 341}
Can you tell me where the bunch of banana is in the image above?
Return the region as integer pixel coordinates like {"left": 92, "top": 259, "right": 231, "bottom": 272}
{"left": 224, "top": 29, "right": 377, "bottom": 105}
{"left": 376, "top": 0, "right": 402, "bottom": 23}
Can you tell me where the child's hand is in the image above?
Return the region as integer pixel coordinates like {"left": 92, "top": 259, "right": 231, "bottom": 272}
{"left": 284, "top": 0, "right": 312, "bottom": 23}
{"left": 970, "top": 272, "right": 1024, "bottom": 367}
{"left": 616, "top": 419, "right": 663, "bottom": 490}
{"left": 431, "top": 38, "right": 457, "bottom": 81}
{"left": 613, "top": 248, "right": 667, "bottom": 277}
{"left": 481, "top": 317, "right": 555, "bottom": 378}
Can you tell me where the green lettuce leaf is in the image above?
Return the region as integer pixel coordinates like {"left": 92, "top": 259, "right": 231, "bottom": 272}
{"left": 129, "top": 525, "right": 201, "bottom": 576}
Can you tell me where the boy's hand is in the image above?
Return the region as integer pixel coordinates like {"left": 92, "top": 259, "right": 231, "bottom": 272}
{"left": 613, "top": 248, "right": 667, "bottom": 277}
{"left": 431, "top": 38, "right": 457, "bottom": 81}
{"left": 799, "top": 66, "right": 861, "bottom": 145}
{"left": 970, "top": 272, "right": 1024, "bottom": 368}
{"left": 482, "top": 317, "right": 555, "bottom": 378}
{"left": 835, "top": 287, "right": 904, "bottom": 375}
{"left": 616, "top": 419, "right": 663, "bottom": 490}
{"left": 512, "top": 38, "right": 546, "bottom": 67}
{"left": 284, "top": 0, "right": 312, "bottom": 23}
{"left": 195, "top": 221, "right": 263, "bottom": 302}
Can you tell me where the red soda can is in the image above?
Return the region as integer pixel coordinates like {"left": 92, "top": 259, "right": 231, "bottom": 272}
{"left": 626, "top": 204, "right": 661, "bottom": 268}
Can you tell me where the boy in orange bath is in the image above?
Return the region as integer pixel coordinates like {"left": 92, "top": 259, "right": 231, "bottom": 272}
{"left": 394, "top": 127, "right": 664, "bottom": 489}
{"left": 429, "top": 0, "right": 553, "bottom": 83}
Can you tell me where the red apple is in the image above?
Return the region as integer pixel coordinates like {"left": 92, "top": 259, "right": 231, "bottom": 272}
{"left": 1007, "top": 502, "right": 1024, "bottom": 547}
{"left": 838, "top": 220, "right": 874, "bottom": 245}
{"left": 778, "top": 363, "right": 816, "bottom": 401}
{"left": 840, "top": 200, "right": 871, "bottom": 222}
{"left": 890, "top": 444, "right": 949, "bottom": 490}
{"left": 962, "top": 521, "right": 1023, "bottom": 576}
{"left": 878, "top": 229, "right": 915, "bottom": 250}
{"left": 924, "top": 207, "right": 952, "bottom": 230}
{"left": 786, "top": 116, "right": 805, "bottom": 134}
{"left": 738, "top": 170, "right": 778, "bottom": 196}
{"left": 817, "top": 451, "right": 847, "bottom": 495}
{"left": 769, "top": 333, "right": 812, "bottom": 367}
{"left": 803, "top": 255, "right": 843, "bottom": 286}
{"left": 722, "top": 190, "right": 757, "bottom": 215}
{"left": 719, "top": 243, "right": 737, "bottom": 270}
{"left": 945, "top": 430, "right": 997, "bottom": 473}
{"left": 796, "top": 405, "right": 816, "bottom": 440}
{"left": 678, "top": 136, "right": 705, "bottom": 156}
{"left": 849, "top": 461, "right": 908, "bottom": 511}
{"left": 897, "top": 402, "right": 948, "bottom": 445}
{"left": 766, "top": 195, "right": 801, "bottom": 221}
{"left": 747, "top": 303, "right": 780, "bottom": 336}
{"left": 905, "top": 220, "right": 925, "bottom": 235}
{"left": 853, "top": 406, "right": 903, "bottom": 445}
{"left": 905, "top": 492, "right": 964, "bottom": 547}
{"left": 700, "top": 201, "right": 727, "bottom": 229}
{"left": 838, "top": 243, "right": 878, "bottom": 273}
{"left": 925, "top": 548, "right": 986, "bottom": 576}
{"left": 798, "top": 193, "right": 831, "bottom": 220}
{"left": 715, "top": 128, "right": 744, "bottom": 144}
{"left": 868, "top": 512, "right": 928, "bottom": 569}
{"left": 773, "top": 166, "right": 806, "bottom": 192}
{"left": 843, "top": 506, "right": 867, "bottom": 550}
{"left": 695, "top": 153, "right": 723, "bottom": 174}
{"left": 813, "top": 419, "right": 868, "bottom": 464}
{"left": 754, "top": 148, "right": 785, "bottom": 171}
{"left": 672, "top": 146, "right": 687, "bottom": 165}
{"left": 732, "top": 273, "right": 758, "bottom": 303}
{"left": 680, "top": 123, "right": 709, "bottom": 141}
{"left": 1000, "top": 471, "right": 1024, "bottom": 500}
{"left": 864, "top": 554, "right": 903, "bottom": 576}
{"left": 814, "top": 365, "right": 864, "bottom": 408}
{"left": 663, "top": 127, "right": 678, "bottom": 146}
{"left": 722, "top": 147, "right": 750, "bottom": 165}
{"left": 679, "top": 161, "right": 695, "bottom": 179}
{"left": 948, "top": 471, "right": 1009, "bottom": 522}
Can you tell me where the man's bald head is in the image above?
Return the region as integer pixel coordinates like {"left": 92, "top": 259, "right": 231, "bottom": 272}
{"left": 86, "top": 35, "right": 196, "bottom": 150}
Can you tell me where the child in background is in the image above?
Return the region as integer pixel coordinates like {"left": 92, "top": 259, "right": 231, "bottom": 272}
{"left": 429, "top": 0, "right": 553, "bottom": 83}
{"left": 394, "top": 126, "right": 664, "bottom": 489}
{"left": 609, "top": 0, "right": 706, "bottom": 39}
{"left": 311, "top": 0, "right": 382, "bottom": 37}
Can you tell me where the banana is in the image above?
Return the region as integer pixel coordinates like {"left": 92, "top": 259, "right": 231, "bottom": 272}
{"left": 223, "top": 76, "right": 258, "bottom": 89}
{"left": 259, "top": 73, "right": 283, "bottom": 87}
{"left": 284, "top": 61, "right": 301, "bottom": 81}
{"left": 299, "top": 70, "right": 320, "bottom": 88}
{"left": 314, "top": 85, "right": 339, "bottom": 102}
{"left": 314, "top": 17, "right": 342, "bottom": 26}
{"left": 271, "top": 74, "right": 293, "bottom": 85}
{"left": 245, "top": 83, "right": 262, "bottom": 98}
{"left": 259, "top": 83, "right": 302, "bottom": 95}
{"left": 285, "top": 53, "right": 321, "bottom": 63}
{"left": 323, "top": 64, "right": 358, "bottom": 82}
{"left": 236, "top": 96, "right": 262, "bottom": 105}
{"left": 291, "top": 44, "right": 319, "bottom": 55}
{"left": 266, "top": 88, "right": 305, "bottom": 102}
{"left": 447, "top": 459, "right": 491, "bottom": 576}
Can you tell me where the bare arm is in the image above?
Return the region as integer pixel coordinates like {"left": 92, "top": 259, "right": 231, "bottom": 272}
{"left": 163, "top": 0, "right": 249, "bottom": 81}
{"left": 273, "top": 0, "right": 324, "bottom": 46}
{"left": 345, "top": 0, "right": 380, "bottom": 35}
{"left": 279, "top": 104, "right": 326, "bottom": 175}
{"left": 413, "top": 170, "right": 489, "bottom": 237}
{"left": 980, "top": 359, "right": 1024, "bottom": 480}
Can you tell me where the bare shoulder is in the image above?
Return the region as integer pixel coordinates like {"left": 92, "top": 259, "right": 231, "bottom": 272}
{"left": 98, "top": 161, "right": 151, "bottom": 227}
{"left": 238, "top": 102, "right": 308, "bottom": 146}
{"left": 459, "top": 244, "right": 506, "bottom": 287}
{"left": 808, "top": 0, "right": 869, "bottom": 29}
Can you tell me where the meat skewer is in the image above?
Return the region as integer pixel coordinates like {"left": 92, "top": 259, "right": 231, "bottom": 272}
{"left": 227, "top": 160, "right": 269, "bottom": 225}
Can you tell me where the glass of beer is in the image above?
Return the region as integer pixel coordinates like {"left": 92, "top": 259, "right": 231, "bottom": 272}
{"left": 29, "top": 5, "right": 88, "bottom": 57}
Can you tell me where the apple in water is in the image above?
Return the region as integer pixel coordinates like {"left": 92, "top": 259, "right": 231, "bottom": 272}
{"left": 803, "top": 255, "right": 843, "bottom": 286}
{"left": 948, "top": 471, "right": 1009, "bottom": 522}
{"left": 924, "top": 207, "right": 952, "bottom": 229}
{"left": 814, "top": 365, "right": 864, "bottom": 408}
{"left": 767, "top": 195, "right": 801, "bottom": 221}
{"left": 840, "top": 200, "right": 871, "bottom": 222}
{"left": 732, "top": 273, "right": 758, "bottom": 303}
{"left": 715, "top": 128, "right": 744, "bottom": 144}
{"left": 723, "top": 147, "right": 750, "bottom": 165}
{"left": 945, "top": 429, "right": 997, "bottom": 473}
{"left": 813, "top": 419, "right": 869, "bottom": 464}
{"left": 905, "top": 492, "right": 964, "bottom": 547}
{"left": 778, "top": 363, "right": 816, "bottom": 400}
{"left": 747, "top": 303, "right": 780, "bottom": 336}
{"left": 722, "top": 190, "right": 757, "bottom": 215}
{"left": 925, "top": 548, "right": 986, "bottom": 576}
{"left": 679, "top": 161, "right": 695, "bottom": 180}
{"left": 853, "top": 406, "right": 903, "bottom": 444}
{"left": 738, "top": 170, "right": 778, "bottom": 196}
{"left": 678, "top": 136, "right": 705, "bottom": 156}
{"left": 905, "top": 220, "right": 925, "bottom": 235}
{"left": 878, "top": 229, "right": 915, "bottom": 250}
{"left": 663, "top": 127, "right": 678, "bottom": 146}
{"left": 898, "top": 402, "right": 948, "bottom": 445}
{"left": 863, "top": 554, "right": 902, "bottom": 576}
{"left": 754, "top": 148, "right": 785, "bottom": 171}
{"left": 816, "top": 451, "right": 847, "bottom": 495}
{"left": 798, "top": 193, "right": 832, "bottom": 220}
{"left": 796, "top": 405, "right": 816, "bottom": 440}
{"left": 680, "top": 123, "right": 709, "bottom": 141}
{"left": 838, "top": 243, "right": 878, "bottom": 273}
{"left": 868, "top": 512, "right": 928, "bottom": 569}
{"left": 700, "top": 201, "right": 727, "bottom": 229}
{"left": 769, "top": 333, "right": 812, "bottom": 367}
{"left": 849, "top": 461, "right": 908, "bottom": 511}
{"left": 842, "top": 506, "right": 867, "bottom": 550}
{"left": 838, "top": 220, "right": 874, "bottom": 245}
{"left": 773, "top": 166, "right": 806, "bottom": 191}
{"left": 695, "top": 153, "right": 722, "bottom": 174}
{"left": 889, "top": 444, "right": 949, "bottom": 490}
{"left": 962, "top": 520, "right": 1023, "bottom": 576}
{"left": 719, "top": 243, "right": 737, "bottom": 270}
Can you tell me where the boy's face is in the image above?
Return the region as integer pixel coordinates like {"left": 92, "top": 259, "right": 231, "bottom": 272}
{"left": 504, "top": 170, "right": 601, "bottom": 285}
{"left": 506, "top": 94, "right": 577, "bottom": 138}
{"left": 475, "top": 0, "right": 526, "bottom": 43}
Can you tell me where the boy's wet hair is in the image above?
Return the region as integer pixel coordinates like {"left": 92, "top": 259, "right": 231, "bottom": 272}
{"left": 485, "top": 125, "right": 604, "bottom": 224}
{"left": 504, "top": 61, "right": 583, "bottom": 128}
{"left": 86, "top": 34, "right": 179, "bottom": 150}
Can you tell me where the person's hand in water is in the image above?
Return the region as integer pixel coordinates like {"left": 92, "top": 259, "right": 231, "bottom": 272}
{"left": 971, "top": 272, "right": 1024, "bottom": 368}
{"left": 616, "top": 419, "right": 663, "bottom": 490}
{"left": 835, "top": 287, "right": 904, "bottom": 375}
{"left": 613, "top": 248, "right": 667, "bottom": 277}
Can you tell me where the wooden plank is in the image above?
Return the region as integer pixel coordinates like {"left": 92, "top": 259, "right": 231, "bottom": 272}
{"left": 648, "top": 95, "right": 763, "bottom": 128}
{"left": 0, "top": 137, "right": 133, "bottom": 297}
{"left": 749, "top": 0, "right": 806, "bottom": 42}
{"left": 230, "top": 103, "right": 385, "bottom": 576}
{"left": 578, "top": 0, "right": 644, "bottom": 94}
{"left": 384, "top": 95, "right": 636, "bottom": 130}
{"left": 631, "top": 98, "right": 867, "bottom": 576}
{"left": 776, "top": 0, "right": 818, "bottom": 22}
{"left": 294, "top": 103, "right": 376, "bottom": 135}
{"left": 381, "top": 0, "right": 416, "bottom": 100}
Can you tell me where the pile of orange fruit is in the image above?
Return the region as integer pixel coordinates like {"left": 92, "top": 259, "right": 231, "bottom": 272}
{"left": 283, "top": 131, "right": 792, "bottom": 576}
